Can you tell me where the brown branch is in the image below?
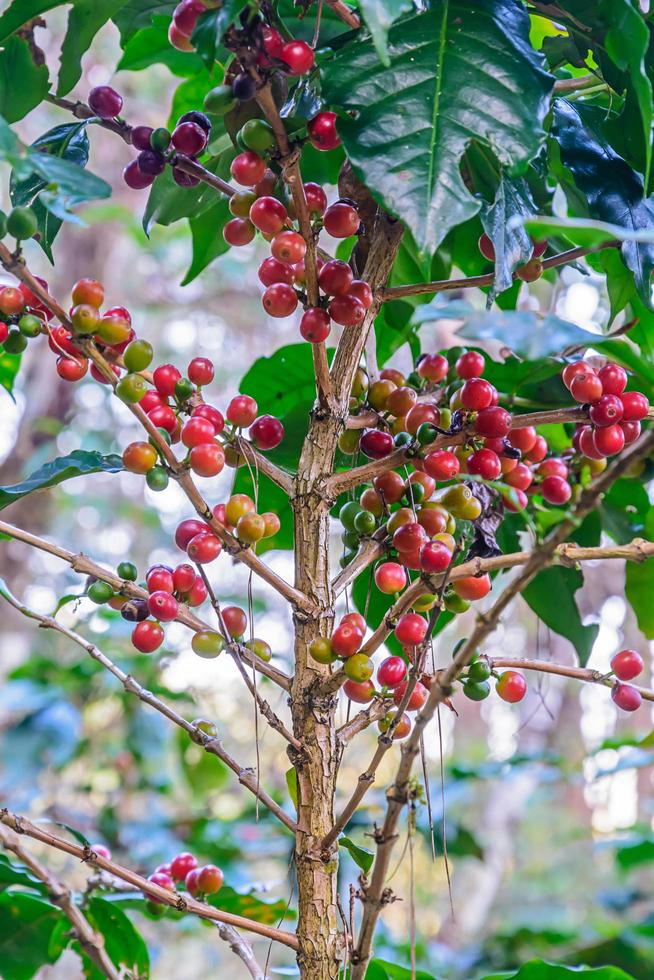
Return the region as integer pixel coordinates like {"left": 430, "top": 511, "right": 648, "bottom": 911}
{"left": 381, "top": 243, "right": 618, "bottom": 301}
{"left": 336, "top": 699, "right": 391, "bottom": 745}
{"left": 323, "top": 0, "right": 360, "bottom": 28}
{"left": 0, "top": 827, "right": 120, "bottom": 979}
{"left": 0, "top": 580, "right": 297, "bottom": 833}
{"left": 0, "top": 518, "right": 292, "bottom": 690}
{"left": 332, "top": 536, "right": 385, "bottom": 597}
{"left": 234, "top": 436, "right": 294, "bottom": 495}
{"left": 485, "top": 657, "right": 654, "bottom": 702}
{"left": 215, "top": 923, "right": 268, "bottom": 980}
{"left": 349, "top": 427, "right": 654, "bottom": 979}
{"left": 0, "top": 810, "right": 298, "bottom": 948}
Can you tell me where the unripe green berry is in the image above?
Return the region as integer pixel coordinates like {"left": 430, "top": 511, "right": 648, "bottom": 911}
{"left": 192, "top": 631, "right": 225, "bottom": 658}
{"left": 7, "top": 206, "right": 37, "bottom": 240}
{"left": 468, "top": 660, "right": 491, "bottom": 683}
{"left": 174, "top": 377, "right": 194, "bottom": 401}
{"left": 116, "top": 373, "right": 148, "bottom": 404}
{"left": 123, "top": 339, "right": 153, "bottom": 372}
{"left": 203, "top": 85, "right": 235, "bottom": 115}
{"left": 353, "top": 510, "right": 376, "bottom": 535}
{"left": 339, "top": 501, "right": 362, "bottom": 531}
{"left": 3, "top": 329, "right": 28, "bottom": 354}
{"left": 18, "top": 314, "right": 42, "bottom": 338}
{"left": 146, "top": 466, "right": 169, "bottom": 491}
{"left": 463, "top": 680, "right": 490, "bottom": 701}
{"left": 0, "top": 210, "right": 7, "bottom": 238}
{"left": 87, "top": 580, "right": 114, "bottom": 604}
{"left": 150, "top": 127, "right": 171, "bottom": 152}
{"left": 117, "top": 561, "right": 138, "bottom": 581}
{"left": 239, "top": 119, "right": 275, "bottom": 154}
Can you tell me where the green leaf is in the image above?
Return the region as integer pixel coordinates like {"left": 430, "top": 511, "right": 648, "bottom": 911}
{"left": 0, "top": 113, "right": 23, "bottom": 164}
{"left": 522, "top": 567, "right": 598, "bottom": 666}
{"left": 208, "top": 884, "right": 295, "bottom": 924}
{"left": 0, "top": 351, "right": 22, "bottom": 395}
{"left": 113, "top": 0, "right": 175, "bottom": 42}
{"left": 0, "top": 0, "right": 64, "bottom": 44}
{"left": 365, "top": 960, "right": 438, "bottom": 980}
{"left": 191, "top": 0, "right": 247, "bottom": 68}
{"left": 0, "top": 450, "right": 124, "bottom": 511}
{"left": 626, "top": 559, "right": 654, "bottom": 640}
{"left": 614, "top": 837, "right": 654, "bottom": 871}
{"left": 85, "top": 896, "right": 149, "bottom": 978}
{"left": 182, "top": 196, "right": 230, "bottom": 284}
{"left": 142, "top": 157, "right": 221, "bottom": 234}
{"left": 339, "top": 836, "right": 374, "bottom": 874}
{"left": 551, "top": 100, "right": 654, "bottom": 305}
{"left": 0, "top": 892, "right": 65, "bottom": 980}
{"left": 118, "top": 15, "right": 205, "bottom": 75}
{"left": 525, "top": 215, "right": 654, "bottom": 249}
{"left": 0, "top": 36, "right": 49, "bottom": 123}
{"left": 285, "top": 767, "right": 298, "bottom": 807}
{"left": 321, "top": 0, "right": 553, "bottom": 255}
{"left": 0, "top": 855, "right": 47, "bottom": 895}
{"left": 484, "top": 961, "right": 637, "bottom": 980}
{"left": 58, "top": 0, "right": 128, "bottom": 96}
{"left": 481, "top": 177, "right": 535, "bottom": 296}
{"left": 239, "top": 343, "right": 317, "bottom": 420}
{"left": 357, "top": 0, "right": 412, "bottom": 66}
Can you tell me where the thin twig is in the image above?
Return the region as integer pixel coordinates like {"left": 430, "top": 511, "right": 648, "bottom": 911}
{"left": 214, "top": 923, "right": 268, "bottom": 980}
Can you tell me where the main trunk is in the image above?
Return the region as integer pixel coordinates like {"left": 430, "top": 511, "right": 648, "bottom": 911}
{"left": 291, "top": 415, "right": 342, "bottom": 980}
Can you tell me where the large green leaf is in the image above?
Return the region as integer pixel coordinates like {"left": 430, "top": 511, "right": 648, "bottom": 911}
{"left": 239, "top": 342, "right": 317, "bottom": 420}
{"left": 118, "top": 15, "right": 205, "bottom": 75}
{"left": 482, "top": 962, "right": 637, "bottom": 980}
{"left": 552, "top": 99, "right": 654, "bottom": 304}
{"left": 365, "top": 961, "right": 437, "bottom": 980}
{"left": 0, "top": 0, "right": 64, "bottom": 43}
{"left": 0, "top": 450, "right": 124, "bottom": 511}
{"left": 191, "top": 0, "right": 246, "bottom": 68}
{"left": 58, "top": 0, "right": 128, "bottom": 95}
{"left": 182, "top": 196, "right": 231, "bottom": 284}
{"left": 113, "top": 0, "right": 175, "bottom": 41}
{"left": 208, "top": 884, "right": 295, "bottom": 923}
{"left": 321, "top": 0, "right": 553, "bottom": 255}
{"left": 0, "top": 892, "right": 65, "bottom": 980}
{"left": 481, "top": 177, "right": 535, "bottom": 296}
{"left": 0, "top": 352, "right": 22, "bottom": 396}
{"left": 522, "top": 566, "right": 598, "bottom": 666}
{"left": 0, "top": 36, "right": 49, "bottom": 123}
{"left": 85, "top": 897, "right": 149, "bottom": 978}
{"left": 0, "top": 856, "right": 47, "bottom": 895}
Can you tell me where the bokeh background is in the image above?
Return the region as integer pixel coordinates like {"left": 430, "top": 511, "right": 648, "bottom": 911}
{"left": 1, "top": 13, "right": 654, "bottom": 980}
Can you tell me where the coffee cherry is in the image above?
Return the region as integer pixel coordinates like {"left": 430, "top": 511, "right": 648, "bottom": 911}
{"left": 375, "top": 561, "right": 407, "bottom": 594}
{"left": 153, "top": 364, "right": 181, "bottom": 397}
{"left": 621, "top": 420, "right": 641, "bottom": 445}
{"left": 132, "top": 620, "right": 165, "bottom": 652}
{"left": 318, "top": 259, "right": 353, "bottom": 296}
{"left": 225, "top": 395, "right": 256, "bottom": 428}
{"left": 232, "top": 72, "right": 257, "bottom": 101}
{"left": 324, "top": 202, "right": 360, "bottom": 238}
{"left": 223, "top": 606, "right": 247, "bottom": 639}
{"left": 304, "top": 182, "right": 328, "bottom": 215}
{"left": 261, "top": 512, "right": 281, "bottom": 537}
{"left": 146, "top": 566, "right": 174, "bottom": 594}
{"left": 197, "top": 865, "right": 224, "bottom": 895}
{"left": 250, "top": 196, "right": 287, "bottom": 234}
{"left": 231, "top": 151, "right": 266, "bottom": 186}
{"left": 97, "top": 312, "right": 132, "bottom": 345}
{"left": 281, "top": 40, "right": 314, "bottom": 75}
{"left": 56, "top": 355, "right": 87, "bottom": 381}
{"left": 225, "top": 493, "right": 255, "bottom": 525}
{"left": 360, "top": 429, "right": 393, "bottom": 459}
{"left": 467, "top": 448, "right": 501, "bottom": 480}
{"left": 175, "top": 519, "right": 207, "bottom": 551}
{"left": 496, "top": 670, "right": 527, "bottom": 703}
{"left": 468, "top": 660, "right": 492, "bottom": 683}
{"left": 332, "top": 622, "right": 362, "bottom": 658}
{"left": 460, "top": 378, "right": 494, "bottom": 411}
{"left": 224, "top": 218, "right": 255, "bottom": 246}
{"left": 190, "top": 444, "right": 225, "bottom": 477}
{"left": 516, "top": 258, "right": 542, "bottom": 282}
{"left": 147, "top": 466, "right": 170, "bottom": 492}
{"left": 147, "top": 871, "right": 175, "bottom": 903}
{"left": 422, "top": 450, "right": 458, "bottom": 481}
{"left": 300, "top": 308, "right": 331, "bottom": 343}
{"left": 589, "top": 394, "right": 624, "bottom": 427}
{"left": 455, "top": 351, "right": 485, "bottom": 379}
{"left": 541, "top": 475, "right": 571, "bottom": 505}
{"left": 537, "top": 458, "right": 568, "bottom": 480}
{"left": 612, "top": 682, "right": 642, "bottom": 712}
{"left": 192, "top": 631, "right": 225, "bottom": 658}
{"left": 593, "top": 423, "right": 625, "bottom": 457}
{"left": 611, "top": 649, "right": 644, "bottom": 681}
{"left": 71, "top": 278, "right": 103, "bottom": 309}
{"left": 171, "top": 852, "right": 197, "bottom": 881}
{"left": 262, "top": 283, "right": 298, "bottom": 317}
{"left": 419, "top": 541, "right": 452, "bottom": 573}
{"left": 394, "top": 613, "right": 427, "bottom": 647}
{"left": 87, "top": 580, "right": 114, "bottom": 604}
{"left": 328, "top": 294, "right": 365, "bottom": 327}
{"left": 124, "top": 159, "right": 154, "bottom": 189}
{"left": 344, "top": 679, "right": 375, "bottom": 703}
{"left": 344, "top": 653, "right": 374, "bottom": 683}
{"left": 621, "top": 390, "right": 649, "bottom": 421}
{"left": 453, "top": 574, "right": 491, "bottom": 601}
{"left": 393, "top": 522, "right": 428, "bottom": 555}
{"left": 504, "top": 463, "right": 532, "bottom": 492}
{"left": 464, "top": 680, "right": 491, "bottom": 701}
{"left": 259, "top": 257, "right": 296, "bottom": 287}
{"left": 271, "top": 230, "right": 306, "bottom": 264}
{"left": 123, "top": 441, "right": 158, "bottom": 473}
{"left": 406, "top": 404, "right": 440, "bottom": 435}
{"left": 184, "top": 868, "right": 202, "bottom": 896}
{"left": 148, "top": 404, "right": 177, "bottom": 433}
{"left": 181, "top": 417, "right": 215, "bottom": 448}
{"left": 0, "top": 287, "right": 25, "bottom": 316}
{"left": 88, "top": 85, "right": 123, "bottom": 118}
{"left": 250, "top": 415, "right": 284, "bottom": 450}
{"left": 310, "top": 637, "right": 337, "bottom": 664}
{"left": 569, "top": 371, "right": 603, "bottom": 404}
{"left": 377, "top": 656, "right": 407, "bottom": 688}
{"left": 393, "top": 680, "right": 428, "bottom": 711}
{"left": 379, "top": 711, "right": 411, "bottom": 739}
{"left": 475, "top": 407, "right": 511, "bottom": 439}
{"left": 598, "top": 362, "right": 628, "bottom": 395}
{"left": 187, "top": 532, "right": 222, "bottom": 564}
{"left": 239, "top": 118, "right": 275, "bottom": 153}
{"left": 308, "top": 111, "right": 341, "bottom": 150}
{"left": 235, "top": 513, "right": 265, "bottom": 544}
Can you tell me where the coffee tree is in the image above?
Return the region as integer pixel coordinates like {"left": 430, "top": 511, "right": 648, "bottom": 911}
{"left": 1, "top": 0, "right": 654, "bottom": 977}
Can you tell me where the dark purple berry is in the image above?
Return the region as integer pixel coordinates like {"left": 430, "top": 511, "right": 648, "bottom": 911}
{"left": 137, "top": 150, "right": 166, "bottom": 176}
{"left": 178, "top": 111, "right": 212, "bottom": 135}
{"left": 121, "top": 598, "right": 149, "bottom": 622}
{"left": 132, "top": 125, "right": 154, "bottom": 151}
{"left": 123, "top": 160, "right": 154, "bottom": 189}
{"left": 232, "top": 73, "right": 257, "bottom": 102}
{"left": 172, "top": 168, "right": 200, "bottom": 187}
{"left": 171, "top": 121, "right": 208, "bottom": 156}
{"left": 88, "top": 85, "right": 123, "bottom": 119}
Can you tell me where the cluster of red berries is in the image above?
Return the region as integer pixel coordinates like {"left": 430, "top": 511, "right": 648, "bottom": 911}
{"left": 0, "top": 276, "right": 52, "bottom": 356}
{"left": 564, "top": 360, "right": 650, "bottom": 460}
{"left": 610, "top": 648, "right": 645, "bottom": 712}
{"left": 146, "top": 850, "right": 224, "bottom": 908}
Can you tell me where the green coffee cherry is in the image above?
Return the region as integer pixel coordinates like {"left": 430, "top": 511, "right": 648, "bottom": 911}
{"left": 174, "top": 377, "right": 194, "bottom": 401}
{"left": 3, "top": 329, "right": 28, "bottom": 354}
{"left": 341, "top": 530, "right": 359, "bottom": 550}
{"left": 416, "top": 422, "right": 438, "bottom": 445}
{"left": 463, "top": 680, "right": 490, "bottom": 701}
{"left": 18, "top": 314, "right": 42, "bottom": 338}
{"left": 239, "top": 119, "right": 275, "bottom": 154}
{"left": 192, "top": 631, "right": 225, "bottom": 658}
{"left": 150, "top": 127, "right": 171, "bottom": 152}
{"left": 87, "top": 580, "right": 114, "bottom": 604}
{"left": 468, "top": 660, "right": 491, "bottom": 683}
{"left": 116, "top": 373, "right": 148, "bottom": 404}
{"left": 0, "top": 210, "right": 7, "bottom": 239}
{"left": 146, "top": 466, "right": 169, "bottom": 492}
{"left": 339, "top": 500, "right": 362, "bottom": 531}
{"left": 117, "top": 561, "right": 138, "bottom": 581}
{"left": 353, "top": 510, "right": 376, "bottom": 535}
{"left": 203, "top": 85, "right": 236, "bottom": 115}
{"left": 245, "top": 638, "right": 272, "bottom": 662}
{"left": 444, "top": 591, "right": 470, "bottom": 614}
{"left": 7, "top": 206, "right": 37, "bottom": 240}
{"left": 123, "top": 339, "right": 153, "bottom": 372}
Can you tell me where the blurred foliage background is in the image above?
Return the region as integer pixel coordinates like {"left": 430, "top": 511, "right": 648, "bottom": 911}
{"left": 2, "top": 12, "right": 654, "bottom": 980}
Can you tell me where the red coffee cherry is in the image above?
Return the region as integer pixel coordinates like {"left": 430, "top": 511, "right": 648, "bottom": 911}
{"left": 303, "top": 181, "right": 328, "bottom": 215}
{"left": 598, "top": 362, "right": 628, "bottom": 395}
{"left": 147, "top": 591, "right": 179, "bottom": 622}
{"left": 181, "top": 417, "right": 215, "bottom": 448}
{"left": 360, "top": 429, "right": 394, "bottom": 459}
{"left": 271, "top": 230, "right": 306, "bottom": 264}
{"left": 394, "top": 613, "right": 427, "bottom": 647}
{"left": 187, "top": 357, "right": 214, "bottom": 386}
{"left": 184, "top": 868, "right": 202, "bottom": 896}
{"left": 405, "top": 403, "right": 439, "bottom": 434}
{"left": 318, "top": 259, "right": 353, "bottom": 296}
{"left": 227, "top": 394, "right": 258, "bottom": 427}
{"left": 262, "top": 25, "right": 284, "bottom": 58}
{"left": 331, "top": 622, "right": 363, "bottom": 658}
{"left": 172, "top": 121, "right": 208, "bottom": 155}
{"left": 569, "top": 371, "right": 603, "bottom": 403}
{"left": 467, "top": 448, "right": 501, "bottom": 480}
{"left": 147, "top": 871, "right": 175, "bottom": 903}
{"left": 540, "top": 475, "right": 571, "bottom": 505}
{"left": 173, "top": 563, "right": 196, "bottom": 594}
{"left": 375, "top": 561, "right": 407, "bottom": 594}
{"left": 374, "top": 471, "right": 406, "bottom": 504}
{"left": 393, "top": 680, "right": 428, "bottom": 711}
{"left": 537, "top": 458, "right": 568, "bottom": 479}
{"left": 250, "top": 196, "right": 288, "bottom": 234}
{"left": 323, "top": 202, "right": 360, "bottom": 238}
{"left": 328, "top": 294, "right": 366, "bottom": 326}
{"left": 224, "top": 218, "right": 255, "bottom": 246}
{"left": 153, "top": 364, "right": 182, "bottom": 397}
{"left": 507, "top": 426, "right": 537, "bottom": 454}
{"left": 197, "top": 864, "right": 224, "bottom": 895}
{"left": 611, "top": 682, "right": 642, "bottom": 712}
{"left": 190, "top": 444, "right": 225, "bottom": 477}
{"left": 621, "top": 420, "right": 641, "bottom": 445}
{"left": 455, "top": 351, "right": 485, "bottom": 379}
{"left": 377, "top": 656, "right": 407, "bottom": 688}
{"left": 132, "top": 620, "right": 165, "bottom": 653}
{"left": 579, "top": 425, "right": 605, "bottom": 460}
{"left": 423, "top": 450, "right": 459, "bottom": 481}
{"left": 124, "top": 160, "right": 154, "bottom": 189}
{"left": 343, "top": 679, "right": 375, "bottom": 703}
{"left": 504, "top": 463, "right": 533, "bottom": 491}
{"left": 524, "top": 434, "right": 548, "bottom": 463}
{"left": 453, "top": 574, "right": 491, "bottom": 601}
{"left": 57, "top": 356, "right": 88, "bottom": 382}
{"left": 589, "top": 394, "right": 624, "bottom": 427}
{"left": 417, "top": 353, "right": 448, "bottom": 381}
{"left": 281, "top": 39, "right": 315, "bottom": 75}
{"left": 496, "top": 670, "right": 527, "bottom": 703}
{"left": 170, "top": 852, "right": 198, "bottom": 880}
{"left": 173, "top": 0, "right": 204, "bottom": 35}
{"left": 460, "top": 378, "right": 495, "bottom": 411}
{"left": 478, "top": 233, "right": 495, "bottom": 261}
{"left": 475, "top": 407, "right": 511, "bottom": 438}
{"left": 175, "top": 518, "right": 207, "bottom": 550}
{"left": 223, "top": 605, "right": 247, "bottom": 638}
{"left": 259, "top": 257, "right": 296, "bottom": 287}
{"left": 348, "top": 280, "right": 373, "bottom": 309}
{"left": 148, "top": 404, "right": 178, "bottom": 434}
{"left": 262, "top": 283, "right": 298, "bottom": 317}
{"left": 147, "top": 566, "right": 175, "bottom": 593}
{"left": 193, "top": 404, "right": 224, "bottom": 433}
{"left": 341, "top": 612, "right": 366, "bottom": 634}
{"left": 308, "top": 111, "right": 341, "bottom": 150}
{"left": 620, "top": 390, "right": 649, "bottom": 421}
{"left": 187, "top": 532, "right": 222, "bottom": 565}
{"left": 419, "top": 541, "right": 452, "bottom": 573}
{"left": 88, "top": 85, "right": 123, "bottom": 119}
{"left": 300, "top": 308, "right": 331, "bottom": 343}
{"left": 185, "top": 577, "right": 208, "bottom": 606}
{"left": 231, "top": 151, "right": 267, "bottom": 186}
{"left": 611, "top": 649, "right": 644, "bottom": 681}
{"left": 250, "top": 415, "right": 284, "bottom": 450}
{"left": 592, "top": 423, "right": 625, "bottom": 457}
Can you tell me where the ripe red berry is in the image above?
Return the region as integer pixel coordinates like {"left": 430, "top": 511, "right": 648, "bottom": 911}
{"left": 323, "top": 202, "right": 360, "bottom": 238}
{"left": 332, "top": 622, "right": 363, "bottom": 657}
{"left": 281, "top": 40, "right": 314, "bottom": 75}
{"left": 504, "top": 463, "right": 533, "bottom": 491}
{"left": 181, "top": 417, "right": 215, "bottom": 448}
{"left": 377, "top": 656, "right": 407, "bottom": 688}
{"left": 197, "top": 864, "right": 224, "bottom": 894}
{"left": 193, "top": 403, "right": 224, "bottom": 431}
{"left": 132, "top": 620, "right": 165, "bottom": 653}
{"left": 259, "top": 257, "right": 296, "bottom": 287}
{"left": 271, "top": 230, "right": 306, "bottom": 263}
{"left": 524, "top": 434, "right": 548, "bottom": 463}
{"left": 455, "top": 351, "right": 485, "bottom": 379}
{"left": 496, "top": 670, "right": 527, "bottom": 703}
{"left": 56, "top": 356, "right": 88, "bottom": 382}
{"left": 173, "top": 0, "right": 204, "bottom": 34}
{"left": 190, "top": 443, "right": 225, "bottom": 477}
{"left": 89, "top": 85, "right": 123, "bottom": 119}
{"left": 184, "top": 868, "right": 201, "bottom": 896}
{"left": 185, "top": 576, "right": 208, "bottom": 606}
{"left": 417, "top": 353, "right": 448, "bottom": 382}
{"left": 308, "top": 111, "right": 341, "bottom": 150}
{"left": 620, "top": 390, "right": 649, "bottom": 421}
{"left": 341, "top": 612, "right": 366, "bottom": 634}
{"left": 124, "top": 160, "right": 154, "bottom": 189}
{"left": 300, "top": 308, "right": 331, "bottom": 343}
{"left": 611, "top": 682, "right": 642, "bottom": 712}
{"left": 171, "top": 852, "right": 197, "bottom": 880}
{"left": 250, "top": 196, "right": 288, "bottom": 235}
{"left": 541, "top": 475, "right": 571, "bottom": 505}
{"left": 173, "top": 563, "right": 196, "bottom": 594}
{"left": 569, "top": 371, "right": 603, "bottom": 404}
{"left": 172, "top": 121, "right": 208, "bottom": 156}
{"left": 303, "top": 181, "right": 328, "bottom": 215}
{"left": 537, "top": 458, "right": 568, "bottom": 480}
{"left": 343, "top": 679, "right": 375, "bottom": 703}
{"left": 589, "top": 394, "right": 624, "bottom": 427}
{"left": 423, "top": 450, "right": 459, "bottom": 481}
{"left": 460, "top": 378, "right": 494, "bottom": 411}
{"left": 562, "top": 360, "right": 593, "bottom": 390}
{"left": 147, "top": 590, "right": 179, "bottom": 622}
{"left": 262, "top": 25, "right": 284, "bottom": 58}
{"left": 478, "top": 233, "right": 495, "bottom": 261}
{"left": 419, "top": 541, "right": 452, "bottom": 573}
{"left": 375, "top": 561, "right": 407, "bottom": 594}
{"left": 507, "top": 426, "right": 537, "bottom": 454}
{"left": 318, "top": 259, "right": 353, "bottom": 296}
{"left": 394, "top": 613, "right": 427, "bottom": 647}
{"left": 250, "top": 415, "right": 284, "bottom": 450}
{"left": 598, "top": 362, "right": 628, "bottom": 395}
{"left": 611, "top": 649, "right": 644, "bottom": 681}
{"left": 187, "top": 532, "right": 222, "bottom": 564}
{"left": 224, "top": 218, "right": 255, "bottom": 246}
{"left": 348, "top": 280, "right": 373, "bottom": 309}
{"left": 188, "top": 357, "right": 214, "bottom": 386}
{"left": 374, "top": 471, "right": 406, "bottom": 504}
{"left": 592, "top": 423, "right": 625, "bottom": 457}
{"left": 222, "top": 606, "right": 247, "bottom": 638}
{"left": 153, "top": 364, "right": 181, "bottom": 397}
{"left": 175, "top": 519, "right": 207, "bottom": 550}
{"left": 467, "top": 448, "right": 501, "bottom": 480}
{"left": 227, "top": 395, "right": 258, "bottom": 427}
{"left": 621, "top": 420, "right": 641, "bottom": 445}
{"left": 231, "top": 151, "right": 267, "bottom": 187}
{"left": 579, "top": 425, "right": 605, "bottom": 460}
{"left": 148, "top": 404, "right": 178, "bottom": 434}
{"left": 262, "top": 283, "right": 298, "bottom": 317}
{"left": 475, "top": 407, "right": 511, "bottom": 439}
{"left": 147, "top": 871, "right": 175, "bottom": 902}
{"left": 147, "top": 566, "right": 175, "bottom": 593}
{"left": 453, "top": 574, "right": 491, "bottom": 601}
{"left": 328, "top": 294, "right": 366, "bottom": 326}
{"left": 393, "top": 680, "right": 428, "bottom": 711}
{"left": 393, "top": 522, "right": 428, "bottom": 554}
{"left": 360, "top": 429, "right": 394, "bottom": 459}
